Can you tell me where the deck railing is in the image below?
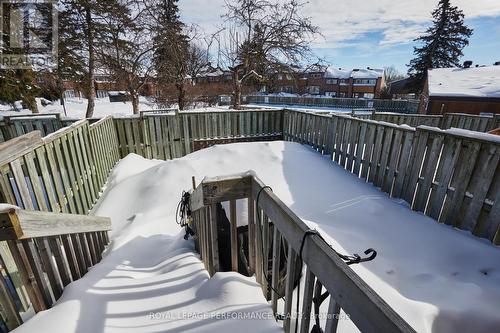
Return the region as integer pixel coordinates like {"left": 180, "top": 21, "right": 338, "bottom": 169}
{"left": 0, "top": 107, "right": 498, "bottom": 331}
{"left": 189, "top": 173, "right": 415, "bottom": 333}
{"left": 0, "top": 116, "right": 119, "bottom": 330}
{"left": 0, "top": 207, "right": 111, "bottom": 330}
{"left": 113, "top": 109, "right": 284, "bottom": 158}
{"left": 284, "top": 110, "right": 500, "bottom": 244}
{"left": 368, "top": 112, "right": 500, "bottom": 132}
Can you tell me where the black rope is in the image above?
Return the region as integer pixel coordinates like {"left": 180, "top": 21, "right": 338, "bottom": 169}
{"left": 256, "top": 186, "right": 286, "bottom": 304}
{"left": 176, "top": 191, "right": 194, "bottom": 240}
{"left": 254, "top": 185, "right": 378, "bottom": 331}
{"left": 296, "top": 230, "right": 377, "bottom": 333}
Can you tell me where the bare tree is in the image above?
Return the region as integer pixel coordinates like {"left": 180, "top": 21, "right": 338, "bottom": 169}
{"left": 384, "top": 65, "right": 406, "bottom": 83}
{"left": 221, "top": 0, "right": 319, "bottom": 109}
{"left": 97, "top": 2, "right": 155, "bottom": 114}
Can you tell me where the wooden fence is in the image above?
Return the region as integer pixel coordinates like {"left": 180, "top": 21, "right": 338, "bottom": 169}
{"left": 0, "top": 107, "right": 499, "bottom": 330}
{"left": 0, "top": 116, "right": 120, "bottom": 330}
{"left": 283, "top": 110, "right": 500, "bottom": 245}
{"left": 244, "top": 95, "right": 420, "bottom": 113}
{"left": 114, "top": 109, "right": 284, "bottom": 159}
{"left": 368, "top": 112, "right": 500, "bottom": 132}
{"left": 0, "top": 114, "right": 64, "bottom": 143}
{"left": 440, "top": 113, "right": 500, "bottom": 132}
{"left": 189, "top": 174, "right": 415, "bottom": 333}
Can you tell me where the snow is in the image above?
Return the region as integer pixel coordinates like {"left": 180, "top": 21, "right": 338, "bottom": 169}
{"left": 13, "top": 141, "right": 500, "bottom": 333}
{"left": 324, "top": 67, "right": 384, "bottom": 79}
{"left": 428, "top": 65, "right": 500, "bottom": 98}
{"left": 419, "top": 125, "right": 500, "bottom": 144}
{"left": 0, "top": 97, "right": 158, "bottom": 119}
{"left": 245, "top": 103, "right": 371, "bottom": 114}
{"left": 0, "top": 98, "right": 232, "bottom": 119}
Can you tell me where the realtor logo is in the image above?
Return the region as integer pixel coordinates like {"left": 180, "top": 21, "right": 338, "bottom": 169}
{"left": 0, "top": 0, "right": 57, "bottom": 69}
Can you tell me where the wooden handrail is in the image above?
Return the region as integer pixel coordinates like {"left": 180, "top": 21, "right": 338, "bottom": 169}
{"left": 0, "top": 207, "right": 111, "bottom": 326}
{"left": 0, "top": 130, "right": 44, "bottom": 166}
{"left": 189, "top": 173, "right": 415, "bottom": 333}
{"left": 0, "top": 208, "right": 111, "bottom": 241}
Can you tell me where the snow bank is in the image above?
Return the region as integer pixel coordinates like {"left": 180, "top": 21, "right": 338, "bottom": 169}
{"left": 428, "top": 66, "right": 500, "bottom": 98}
{"left": 15, "top": 142, "right": 500, "bottom": 333}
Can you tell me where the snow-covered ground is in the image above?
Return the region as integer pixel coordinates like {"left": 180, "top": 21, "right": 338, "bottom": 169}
{"left": 14, "top": 141, "right": 500, "bottom": 333}
{"left": 0, "top": 98, "right": 229, "bottom": 119}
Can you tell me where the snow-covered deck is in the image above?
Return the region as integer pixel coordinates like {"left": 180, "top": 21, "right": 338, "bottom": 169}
{"left": 14, "top": 141, "right": 500, "bottom": 333}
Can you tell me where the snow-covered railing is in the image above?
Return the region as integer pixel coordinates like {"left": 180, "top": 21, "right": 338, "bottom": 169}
{"left": 0, "top": 207, "right": 111, "bottom": 330}
{"left": 0, "top": 117, "right": 120, "bottom": 330}
{"left": 283, "top": 110, "right": 500, "bottom": 245}
{"left": 361, "top": 111, "right": 500, "bottom": 132}
{"left": 189, "top": 173, "right": 415, "bottom": 333}
{"left": 440, "top": 112, "right": 500, "bottom": 132}
{"left": 370, "top": 112, "right": 442, "bottom": 128}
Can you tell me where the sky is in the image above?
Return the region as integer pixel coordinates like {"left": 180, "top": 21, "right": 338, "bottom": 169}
{"left": 178, "top": 0, "right": 500, "bottom": 74}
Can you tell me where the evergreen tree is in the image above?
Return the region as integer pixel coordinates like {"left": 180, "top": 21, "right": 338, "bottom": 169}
{"left": 0, "top": 69, "right": 39, "bottom": 111}
{"left": 56, "top": 2, "right": 86, "bottom": 115}
{"left": 97, "top": 1, "right": 154, "bottom": 114}
{"left": 60, "top": 0, "right": 121, "bottom": 117}
{"left": 407, "top": 0, "right": 472, "bottom": 91}
{"left": 150, "top": 0, "right": 191, "bottom": 110}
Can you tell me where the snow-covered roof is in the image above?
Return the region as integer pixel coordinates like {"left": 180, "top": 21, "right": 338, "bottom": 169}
{"left": 428, "top": 65, "right": 500, "bottom": 98}
{"left": 324, "top": 67, "right": 384, "bottom": 79}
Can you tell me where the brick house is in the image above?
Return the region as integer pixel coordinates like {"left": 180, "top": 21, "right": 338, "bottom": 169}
{"left": 419, "top": 65, "right": 500, "bottom": 115}
{"left": 271, "top": 67, "right": 385, "bottom": 98}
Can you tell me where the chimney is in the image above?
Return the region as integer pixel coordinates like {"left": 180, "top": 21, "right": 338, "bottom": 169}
{"left": 463, "top": 60, "right": 473, "bottom": 68}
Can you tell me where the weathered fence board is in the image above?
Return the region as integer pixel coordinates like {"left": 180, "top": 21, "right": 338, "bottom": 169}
{"left": 283, "top": 111, "right": 500, "bottom": 244}
{"left": 0, "top": 118, "right": 119, "bottom": 329}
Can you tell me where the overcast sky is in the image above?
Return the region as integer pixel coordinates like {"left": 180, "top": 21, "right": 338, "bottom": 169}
{"left": 179, "top": 0, "right": 500, "bottom": 74}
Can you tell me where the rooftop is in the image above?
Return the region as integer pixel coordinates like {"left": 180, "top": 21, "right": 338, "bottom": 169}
{"left": 428, "top": 65, "right": 500, "bottom": 98}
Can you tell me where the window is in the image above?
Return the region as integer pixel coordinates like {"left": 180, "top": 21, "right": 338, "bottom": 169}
{"left": 277, "top": 74, "right": 283, "bottom": 80}
{"left": 353, "top": 79, "right": 377, "bottom": 85}
{"left": 325, "top": 79, "right": 338, "bottom": 85}
{"left": 64, "top": 89, "right": 75, "bottom": 99}
{"left": 96, "top": 90, "right": 108, "bottom": 98}
{"left": 353, "top": 92, "right": 364, "bottom": 98}
{"left": 155, "top": 90, "right": 161, "bottom": 98}
{"left": 325, "top": 91, "right": 336, "bottom": 97}
{"left": 310, "top": 73, "right": 322, "bottom": 79}
{"left": 339, "top": 79, "right": 349, "bottom": 85}
{"left": 364, "top": 93, "right": 375, "bottom": 99}
{"left": 338, "top": 92, "right": 346, "bottom": 97}
{"left": 280, "top": 86, "right": 293, "bottom": 93}
{"left": 308, "top": 86, "right": 320, "bottom": 94}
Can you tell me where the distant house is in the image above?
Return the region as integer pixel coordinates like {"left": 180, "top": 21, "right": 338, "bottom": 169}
{"left": 272, "top": 67, "right": 385, "bottom": 98}
{"left": 419, "top": 65, "right": 500, "bottom": 115}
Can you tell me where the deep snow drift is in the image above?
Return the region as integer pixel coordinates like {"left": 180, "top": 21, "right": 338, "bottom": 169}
{"left": 14, "top": 141, "right": 500, "bottom": 333}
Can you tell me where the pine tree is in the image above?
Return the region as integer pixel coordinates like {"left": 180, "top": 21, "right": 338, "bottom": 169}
{"left": 407, "top": 0, "right": 473, "bottom": 91}
{"left": 150, "top": 0, "right": 190, "bottom": 110}
{"left": 0, "top": 69, "right": 39, "bottom": 111}
{"left": 97, "top": 1, "right": 154, "bottom": 114}
{"left": 60, "top": 0, "right": 120, "bottom": 117}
